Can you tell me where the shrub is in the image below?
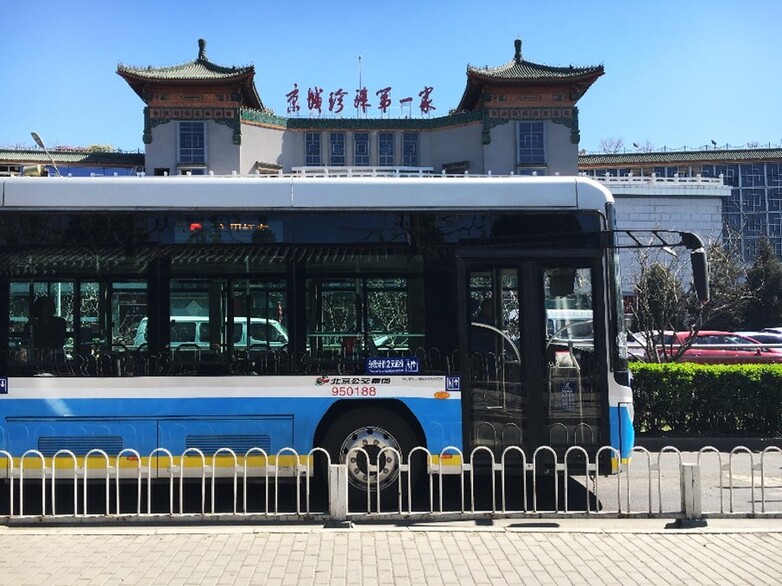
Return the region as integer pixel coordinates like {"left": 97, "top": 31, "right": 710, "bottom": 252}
{"left": 631, "top": 363, "right": 782, "bottom": 436}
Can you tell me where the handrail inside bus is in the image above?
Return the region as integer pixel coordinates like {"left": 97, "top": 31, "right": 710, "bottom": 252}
{"left": 470, "top": 322, "right": 522, "bottom": 364}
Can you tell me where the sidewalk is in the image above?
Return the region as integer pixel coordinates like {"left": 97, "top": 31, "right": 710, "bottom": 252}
{"left": 0, "top": 519, "right": 780, "bottom": 585}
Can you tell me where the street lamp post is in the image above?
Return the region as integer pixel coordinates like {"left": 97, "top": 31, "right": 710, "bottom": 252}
{"left": 30, "top": 131, "right": 61, "bottom": 176}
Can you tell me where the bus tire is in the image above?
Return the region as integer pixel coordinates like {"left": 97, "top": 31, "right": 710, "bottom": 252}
{"left": 321, "top": 407, "right": 420, "bottom": 506}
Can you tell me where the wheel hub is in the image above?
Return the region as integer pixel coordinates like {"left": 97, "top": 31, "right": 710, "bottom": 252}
{"left": 338, "top": 425, "right": 402, "bottom": 491}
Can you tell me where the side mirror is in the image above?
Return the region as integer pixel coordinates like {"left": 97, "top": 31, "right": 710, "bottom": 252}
{"left": 690, "top": 248, "right": 709, "bottom": 304}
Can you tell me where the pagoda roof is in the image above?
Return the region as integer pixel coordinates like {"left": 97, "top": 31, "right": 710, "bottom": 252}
{"left": 457, "top": 39, "right": 603, "bottom": 111}
{"left": 117, "top": 39, "right": 264, "bottom": 110}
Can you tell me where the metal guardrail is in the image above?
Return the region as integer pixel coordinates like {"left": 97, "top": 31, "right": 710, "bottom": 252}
{"left": 0, "top": 445, "right": 779, "bottom": 523}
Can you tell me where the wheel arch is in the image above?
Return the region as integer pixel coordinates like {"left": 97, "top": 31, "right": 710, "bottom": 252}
{"left": 313, "top": 399, "right": 427, "bottom": 450}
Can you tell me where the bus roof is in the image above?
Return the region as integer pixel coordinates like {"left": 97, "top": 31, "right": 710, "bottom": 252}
{"left": 0, "top": 174, "right": 613, "bottom": 213}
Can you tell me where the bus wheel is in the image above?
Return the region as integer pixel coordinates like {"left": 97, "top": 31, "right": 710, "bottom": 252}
{"left": 322, "top": 408, "right": 418, "bottom": 497}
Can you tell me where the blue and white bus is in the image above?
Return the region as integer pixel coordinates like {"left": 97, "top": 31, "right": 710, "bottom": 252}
{"left": 0, "top": 172, "right": 707, "bottom": 494}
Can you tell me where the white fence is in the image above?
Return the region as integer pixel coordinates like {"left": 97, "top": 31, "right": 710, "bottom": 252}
{"left": 0, "top": 445, "right": 780, "bottom": 523}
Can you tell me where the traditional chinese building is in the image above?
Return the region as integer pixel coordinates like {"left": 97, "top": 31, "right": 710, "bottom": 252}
{"left": 10, "top": 37, "right": 772, "bottom": 274}
{"left": 116, "top": 38, "right": 603, "bottom": 176}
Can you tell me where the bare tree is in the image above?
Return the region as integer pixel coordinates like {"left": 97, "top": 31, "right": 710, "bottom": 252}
{"left": 599, "top": 137, "right": 624, "bottom": 154}
{"left": 696, "top": 242, "right": 751, "bottom": 330}
{"left": 630, "top": 250, "right": 691, "bottom": 362}
{"left": 629, "top": 241, "right": 752, "bottom": 362}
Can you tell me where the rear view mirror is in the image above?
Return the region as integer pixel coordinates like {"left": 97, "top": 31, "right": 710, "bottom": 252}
{"left": 690, "top": 248, "right": 709, "bottom": 304}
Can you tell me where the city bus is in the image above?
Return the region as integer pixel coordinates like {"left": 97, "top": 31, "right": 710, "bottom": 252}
{"left": 0, "top": 172, "right": 708, "bottom": 496}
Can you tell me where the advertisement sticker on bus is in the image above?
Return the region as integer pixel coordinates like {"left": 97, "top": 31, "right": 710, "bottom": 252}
{"left": 365, "top": 357, "right": 419, "bottom": 375}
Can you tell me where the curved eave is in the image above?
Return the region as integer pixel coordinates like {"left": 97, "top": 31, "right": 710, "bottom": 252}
{"left": 466, "top": 65, "right": 603, "bottom": 85}
{"left": 116, "top": 57, "right": 255, "bottom": 80}
{"left": 456, "top": 68, "right": 603, "bottom": 112}
{"left": 118, "top": 69, "right": 255, "bottom": 85}
{"left": 117, "top": 68, "right": 264, "bottom": 110}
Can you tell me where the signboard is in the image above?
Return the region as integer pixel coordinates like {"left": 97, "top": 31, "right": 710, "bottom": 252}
{"left": 286, "top": 84, "right": 435, "bottom": 117}
{"left": 365, "top": 357, "right": 419, "bottom": 375}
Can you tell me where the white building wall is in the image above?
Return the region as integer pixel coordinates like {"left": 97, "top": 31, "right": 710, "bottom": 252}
{"left": 427, "top": 123, "right": 483, "bottom": 173}
{"left": 483, "top": 119, "right": 578, "bottom": 175}
{"left": 240, "top": 124, "right": 291, "bottom": 172}
{"left": 144, "top": 122, "right": 177, "bottom": 174}
{"left": 206, "top": 122, "right": 240, "bottom": 174}
{"left": 599, "top": 178, "right": 730, "bottom": 294}
{"left": 145, "top": 120, "right": 238, "bottom": 175}
{"left": 545, "top": 121, "right": 578, "bottom": 175}
{"left": 483, "top": 121, "right": 515, "bottom": 174}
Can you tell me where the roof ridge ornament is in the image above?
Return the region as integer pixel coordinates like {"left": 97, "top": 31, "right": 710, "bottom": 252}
{"left": 198, "top": 38, "right": 207, "bottom": 61}
{"left": 514, "top": 39, "right": 522, "bottom": 64}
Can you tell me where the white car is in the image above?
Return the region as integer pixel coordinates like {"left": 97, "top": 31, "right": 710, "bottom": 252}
{"left": 134, "top": 316, "right": 288, "bottom": 350}
{"left": 737, "top": 331, "right": 782, "bottom": 353}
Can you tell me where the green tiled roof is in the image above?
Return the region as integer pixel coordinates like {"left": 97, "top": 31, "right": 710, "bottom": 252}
{"left": 579, "top": 148, "right": 782, "bottom": 167}
{"left": 466, "top": 43, "right": 603, "bottom": 81}
{"left": 0, "top": 149, "right": 144, "bottom": 166}
{"left": 457, "top": 39, "right": 603, "bottom": 112}
{"left": 117, "top": 57, "right": 254, "bottom": 81}
{"left": 241, "top": 108, "right": 483, "bottom": 130}
{"left": 117, "top": 39, "right": 264, "bottom": 110}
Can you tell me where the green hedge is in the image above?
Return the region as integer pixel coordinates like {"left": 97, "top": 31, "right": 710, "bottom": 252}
{"left": 631, "top": 363, "right": 782, "bottom": 436}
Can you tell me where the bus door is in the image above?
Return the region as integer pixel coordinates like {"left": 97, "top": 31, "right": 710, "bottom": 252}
{"left": 460, "top": 265, "right": 527, "bottom": 452}
{"left": 459, "top": 259, "right": 603, "bottom": 455}
{"left": 541, "top": 264, "right": 602, "bottom": 451}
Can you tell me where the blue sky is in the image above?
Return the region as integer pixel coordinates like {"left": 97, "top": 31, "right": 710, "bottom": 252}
{"left": 2, "top": 0, "right": 779, "bottom": 153}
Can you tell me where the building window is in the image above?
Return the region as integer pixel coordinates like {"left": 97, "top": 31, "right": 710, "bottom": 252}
{"left": 402, "top": 132, "right": 418, "bottom": 166}
{"left": 354, "top": 133, "right": 369, "bottom": 166}
{"left": 517, "top": 121, "right": 545, "bottom": 166}
{"left": 714, "top": 165, "right": 739, "bottom": 187}
{"left": 330, "top": 132, "right": 346, "bottom": 166}
{"left": 769, "top": 188, "right": 782, "bottom": 212}
{"left": 741, "top": 188, "right": 766, "bottom": 213}
{"left": 767, "top": 163, "right": 782, "bottom": 187}
{"left": 378, "top": 132, "right": 394, "bottom": 166}
{"left": 768, "top": 212, "right": 782, "bottom": 237}
{"left": 178, "top": 121, "right": 206, "bottom": 165}
{"left": 740, "top": 164, "right": 764, "bottom": 187}
{"left": 305, "top": 132, "right": 322, "bottom": 166}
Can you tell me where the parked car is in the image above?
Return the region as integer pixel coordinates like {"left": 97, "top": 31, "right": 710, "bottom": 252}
{"left": 626, "top": 331, "right": 648, "bottom": 361}
{"left": 735, "top": 331, "right": 782, "bottom": 353}
{"left": 133, "top": 316, "right": 288, "bottom": 351}
{"left": 660, "top": 330, "right": 782, "bottom": 364}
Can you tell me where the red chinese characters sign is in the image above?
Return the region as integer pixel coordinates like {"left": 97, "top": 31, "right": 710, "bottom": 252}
{"left": 286, "top": 84, "right": 435, "bottom": 116}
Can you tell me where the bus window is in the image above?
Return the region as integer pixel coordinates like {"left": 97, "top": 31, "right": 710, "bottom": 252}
{"left": 306, "top": 276, "right": 417, "bottom": 362}
{"left": 110, "top": 281, "right": 147, "bottom": 351}
{"left": 544, "top": 266, "right": 600, "bottom": 447}
{"left": 466, "top": 268, "right": 524, "bottom": 448}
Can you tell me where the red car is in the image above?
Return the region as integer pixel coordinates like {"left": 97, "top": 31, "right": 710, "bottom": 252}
{"left": 658, "top": 330, "right": 782, "bottom": 364}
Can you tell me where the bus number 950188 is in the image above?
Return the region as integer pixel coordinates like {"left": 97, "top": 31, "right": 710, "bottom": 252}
{"left": 331, "top": 386, "right": 377, "bottom": 397}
